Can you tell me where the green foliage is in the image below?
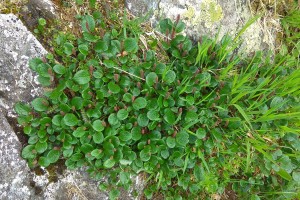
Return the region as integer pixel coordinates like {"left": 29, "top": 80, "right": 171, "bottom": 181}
{"left": 15, "top": 11, "right": 300, "bottom": 200}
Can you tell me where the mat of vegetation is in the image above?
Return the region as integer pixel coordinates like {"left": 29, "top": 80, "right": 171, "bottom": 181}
{"left": 15, "top": 4, "right": 300, "bottom": 200}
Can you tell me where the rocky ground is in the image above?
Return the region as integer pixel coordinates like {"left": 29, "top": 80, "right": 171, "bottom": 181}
{"left": 0, "top": 0, "right": 288, "bottom": 199}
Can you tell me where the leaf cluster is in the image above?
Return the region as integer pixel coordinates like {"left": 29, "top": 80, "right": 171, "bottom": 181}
{"left": 15, "top": 11, "right": 300, "bottom": 200}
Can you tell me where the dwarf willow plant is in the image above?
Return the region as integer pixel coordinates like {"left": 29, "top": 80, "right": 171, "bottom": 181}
{"left": 15, "top": 12, "right": 300, "bottom": 199}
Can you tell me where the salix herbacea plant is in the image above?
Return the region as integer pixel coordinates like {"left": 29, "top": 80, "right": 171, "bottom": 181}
{"left": 15, "top": 12, "right": 300, "bottom": 199}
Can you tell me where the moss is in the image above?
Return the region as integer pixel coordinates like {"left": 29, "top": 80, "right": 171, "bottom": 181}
{"left": 199, "top": 0, "right": 223, "bottom": 28}
{"left": 183, "top": 0, "right": 223, "bottom": 28}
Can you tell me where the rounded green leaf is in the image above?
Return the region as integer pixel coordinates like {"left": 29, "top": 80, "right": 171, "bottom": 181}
{"left": 63, "top": 113, "right": 78, "bottom": 126}
{"left": 119, "top": 131, "right": 132, "bottom": 142}
{"left": 196, "top": 128, "right": 206, "bottom": 139}
{"left": 176, "top": 131, "right": 189, "bottom": 146}
{"left": 64, "top": 42, "right": 74, "bottom": 55}
{"left": 140, "top": 147, "right": 151, "bottom": 162}
{"left": 32, "top": 98, "right": 49, "bottom": 112}
{"left": 47, "top": 150, "right": 60, "bottom": 163}
{"left": 292, "top": 171, "right": 300, "bottom": 182}
{"left": 166, "top": 137, "right": 176, "bottom": 148}
{"left": 164, "top": 108, "right": 175, "bottom": 124}
{"left": 38, "top": 156, "right": 50, "bottom": 167}
{"left": 73, "top": 70, "right": 90, "bottom": 85}
{"left": 132, "top": 127, "right": 142, "bottom": 141}
{"left": 108, "top": 81, "right": 120, "bottom": 93}
{"left": 93, "top": 132, "right": 104, "bottom": 144}
{"left": 123, "top": 93, "right": 132, "bottom": 102}
{"left": 92, "top": 120, "right": 105, "bottom": 132}
{"left": 137, "top": 114, "right": 149, "bottom": 127}
{"left": 81, "top": 15, "right": 95, "bottom": 32}
{"left": 95, "top": 41, "right": 108, "bottom": 52}
{"left": 117, "top": 109, "right": 128, "bottom": 120}
{"left": 81, "top": 143, "right": 94, "bottom": 154}
{"left": 21, "top": 145, "right": 36, "bottom": 159}
{"left": 73, "top": 127, "right": 86, "bottom": 137}
{"left": 35, "top": 141, "right": 48, "bottom": 153}
{"left": 124, "top": 38, "right": 138, "bottom": 52}
{"left": 15, "top": 102, "right": 31, "bottom": 116}
{"left": 147, "top": 110, "right": 160, "bottom": 121}
{"left": 146, "top": 72, "right": 158, "bottom": 87}
{"left": 104, "top": 159, "right": 115, "bottom": 168}
{"left": 133, "top": 97, "right": 147, "bottom": 110}
{"left": 78, "top": 44, "right": 89, "bottom": 56}
{"left": 53, "top": 64, "right": 66, "bottom": 75}
{"left": 164, "top": 70, "right": 176, "bottom": 84}
{"left": 108, "top": 113, "right": 118, "bottom": 125}
{"left": 71, "top": 97, "right": 83, "bottom": 110}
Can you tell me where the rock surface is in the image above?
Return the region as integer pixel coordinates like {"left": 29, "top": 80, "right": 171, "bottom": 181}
{"left": 0, "top": 112, "right": 37, "bottom": 200}
{"left": 126, "top": 0, "right": 276, "bottom": 53}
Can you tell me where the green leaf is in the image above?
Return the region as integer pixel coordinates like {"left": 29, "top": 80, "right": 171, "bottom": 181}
{"left": 176, "top": 131, "right": 189, "bottom": 146}
{"left": 38, "top": 157, "right": 50, "bottom": 167}
{"left": 21, "top": 145, "right": 36, "bottom": 159}
{"left": 95, "top": 41, "right": 108, "bottom": 52}
{"left": 78, "top": 44, "right": 89, "bottom": 56}
{"left": 117, "top": 109, "right": 129, "bottom": 120}
{"left": 164, "top": 70, "right": 176, "bottom": 84}
{"left": 270, "top": 96, "right": 284, "bottom": 109}
{"left": 175, "top": 21, "right": 185, "bottom": 33}
{"left": 82, "top": 15, "right": 95, "bottom": 32}
{"left": 108, "top": 81, "right": 120, "bottom": 93}
{"left": 15, "top": 102, "right": 31, "bottom": 115}
{"left": 92, "top": 120, "right": 104, "bottom": 132}
{"left": 166, "top": 137, "right": 176, "bottom": 148}
{"left": 103, "top": 60, "right": 116, "bottom": 68}
{"left": 137, "top": 114, "right": 149, "bottom": 127}
{"left": 47, "top": 150, "right": 60, "bottom": 163}
{"left": 38, "top": 18, "right": 46, "bottom": 26}
{"left": 119, "top": 130, "right": 132, "bottom": 141}
{"left": 140, "top": 147, "right": 151, "bottom": 161}
{"left": 93, "top": 132, "right": 104, "bottom": 144}
{"left": 159, "top": 18, "right": 173, "bottom": 34}
{"left": 147, "top": 110, "right": 160, "bottom": 121}
{"left": 292, "top": 171, "right": 300, "bottom": 182}
{"left": 164, "top": 108, "right": 175, "bottom": 124}
{"left": 108, "top": 113, "right": 119, "bottom": 125}
{"left": 81, "top": 143, "right": 94, "bottom": 154}
{"left": 73, "top": 70, "right": 90, "bottom": 85}
{"left": 146, "top": 72, "right": 158, "bottom": 87}
{"left": 35, "top": 141, "right": 48, "bottom": 153}
{"left": 83, "top": 32, "right": 99, "bottom": 42}
{"left": 132, "top": 127, "right": 142, "bottom": 141}
{"left": 31, "top": 98, "right": 49, "bottom": 112}
{"left": 109, "top": 189, "right": 120, "bottom": 200}
{"left": 196, "top": 128, "right": 206, "bottom": 139}
{"left": 64, "top": 42, "right": 74, "bottom": 55}
{"left": 185, "top": 111, "right": 198, "bottom": 122}
{"left": 63, "top": 113, "right": 79, "bottom": 126}
{"left": 123, "top": 93, "right": 132, "bottom": 102}
{"left": 71, "top": 97, "right": 83, "bottom": 110}
{"left": 53, "top": 64, "right": 66, "bottom": 75}
{"left": 73, "top": 127, "right": 87, "bottom": 137}
{"left": 103, "top": 159, "right": 115, "bottom": 168}
{"left": 124, "top": 38, "right": 138, "bottom": 52}
{"left": 133, "top": 97, "right": 147, "bottom": 110}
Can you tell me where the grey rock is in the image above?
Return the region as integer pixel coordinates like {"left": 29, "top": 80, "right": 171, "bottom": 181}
{"left": 126, "top": 0, "right": 276, "bottom": 53}
{"left": 0, "top": 112, "right": 38, "bottom": 200}
{"left": 0, "top": 14, "right": 45, "bottom": 117}
{"left": 125, "top": 0, "right": 159, "bottom": 16}
{"left": 28, "top": 0, "right": 57, "bottom": 20}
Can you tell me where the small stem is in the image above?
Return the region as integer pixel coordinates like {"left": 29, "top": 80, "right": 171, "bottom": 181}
{"left": 112, "top": 67, "right": 145, "bottom": 81}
